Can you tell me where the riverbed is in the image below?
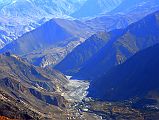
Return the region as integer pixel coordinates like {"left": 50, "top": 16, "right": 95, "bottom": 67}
{"left": 62, "top": 76, "right": 90, "bottom": 102}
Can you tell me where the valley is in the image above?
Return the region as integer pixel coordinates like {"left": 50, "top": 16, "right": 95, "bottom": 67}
{"left": 75, "top": 98, "right": 159, "bottom": 120}
{"left": 0, "top": 0, "right": 159, "bottom": 120}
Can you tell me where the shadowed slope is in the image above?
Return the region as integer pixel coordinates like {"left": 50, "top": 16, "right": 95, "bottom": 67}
{"left": 89, "top": 44, "right": 159, "bottom": 101}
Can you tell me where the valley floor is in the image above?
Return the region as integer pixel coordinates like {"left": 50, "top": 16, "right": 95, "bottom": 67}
{"left": 62, "top": 76, "right": 90, "bottom": 102}
{"left": 62, "top": 76, "right": 159, "bottom": 120}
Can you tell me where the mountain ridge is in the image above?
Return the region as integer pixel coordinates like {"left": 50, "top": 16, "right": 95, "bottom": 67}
{"left": 72, "top": 10, "right": 159, "bottom": 80}
{"left": 88, "top": 44, "right": 159, "bottom": 101}
{"left": 55, "top": 32, "right": 110, "bottom": 75}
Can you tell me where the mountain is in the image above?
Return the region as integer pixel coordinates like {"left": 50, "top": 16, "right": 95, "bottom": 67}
{"left": 0, "top": 18, "right": 95, "bottom": 67}
{"left": 55, "top": 32, "right": 110, "bottom": 75}
{"left": 0, "top": 52, "right": 69, "bottom": 119}
{"left": 71, "top": 0, "right": 123, "bottom": 18}
{"left": 0, "top": 19, "right": 77, "bottom": 55}
{"left": 89, "top": 44, "right": 159, "bottom": 101}
{"left": 73, "top": 10, "right": 159, "bottom": 80}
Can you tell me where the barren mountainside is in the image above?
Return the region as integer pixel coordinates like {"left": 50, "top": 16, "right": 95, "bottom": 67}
{"left": 0, "top": 53, "right": 69, "bottom": 119}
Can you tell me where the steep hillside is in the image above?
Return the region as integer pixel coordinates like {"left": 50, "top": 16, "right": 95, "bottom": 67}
{"left": 55, "top": 32, "right": 110, "bottom": 75}
{"left": 89, "top": 44, "right": 159, "bottom": 101}
{"left": 0, "top": 53, "right": 99, "bottom": 120}
{"left": 0, "top": 52, "right": 69, "bottom": 119}
{"left": 74, "top": 10, "right": 159, "bottom": 80}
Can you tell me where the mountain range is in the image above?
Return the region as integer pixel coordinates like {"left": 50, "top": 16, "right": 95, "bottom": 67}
{"left": 0, "top": 0, "right": 86, "bottom": 48}
{"left": 1, "top": 5, "right": 159, "bottom": 68}
{"left": 1, "top": 0, "right": 159, "bottom": 50}
{"left": 1, "top": 0, "right": 159, "bottom": 119}
{"left": 66, "top": 10, "right": 159, "bottom": 80}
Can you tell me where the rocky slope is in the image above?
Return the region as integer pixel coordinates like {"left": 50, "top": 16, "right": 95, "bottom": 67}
{"left": 0, "top": 53, "right": 100, "bottom": 120}
{"left": 89, "top": 44, "right": 159, "bottom": 101}
{"left": 0, "top": 52, "right": 69, "bottom": 119}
